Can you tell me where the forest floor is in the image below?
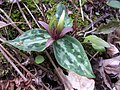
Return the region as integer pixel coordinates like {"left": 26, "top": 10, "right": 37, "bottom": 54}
{"left": 0, "top": 0, "right": 120, "bottom": 90}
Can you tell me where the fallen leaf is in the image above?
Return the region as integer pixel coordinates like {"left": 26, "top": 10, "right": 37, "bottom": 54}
{"left": 107, "top": 43, "right": 119, "bottom": 56}
{"left": 101, "top": 56, "right": 120, "bottom": 89}
{"left": 66, "top": 71, "right": 95, "bottom": 90}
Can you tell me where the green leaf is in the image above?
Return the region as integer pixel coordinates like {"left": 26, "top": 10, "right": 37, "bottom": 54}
{"left": 53, "top": 35, "right": 95, "bottom": 78}
{"left": 95, "top": 21, "right": 120, "bottom": 34}
{"left": 49, "top": 16, "right": 57, "bottom": 30}
{"left": 55, "top": 3, "right": 73, "bottom": 28}
{"left": 35, "top": 55, "right": 45, "bottom": 64}
{"left": 57, "top": 10, "right": 65, "bottom": 32}
{"left": 84, "top": 35, "right": 110, "bottom": 52}
{"left": 106, "top": 0, "right": 120, "bottom": 8}
{"left": 6, "top": 29, "right": 50, "bottom": 52}
{"left": 92, "top": 44, "right": 105, "bottom": 52}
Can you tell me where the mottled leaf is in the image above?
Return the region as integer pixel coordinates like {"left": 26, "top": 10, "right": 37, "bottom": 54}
{"left": 84, "top": 35, "right": 110, "bottom": 52}
{"left": 56, "top": 3, "right": 73, "bottom": 28}
{"left": 106, "top": 0, "right": 120, "bottom": 8}
{"left": 53, "top": 35, "right": 95, "bottom": 78}
{"left": 95, "top": 21, "right": 120, "bottom": 34}
{"left": 6, "top": 29, "right": 50, "bottom": 52}
{"left": 35, "top": 55, "right": 45, "bottom": 64}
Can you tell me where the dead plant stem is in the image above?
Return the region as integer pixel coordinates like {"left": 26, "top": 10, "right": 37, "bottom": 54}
{"left": 23, "top": 3, "right": 41, "bottom": 28}
{"left": 16, "top": 0, "right": 32, "bottom": 29}
{"left": 0, "top": 44, "right": 34, "bottom": 78}
{"left": 0, "top": 8, "right": 23, "bottom": 34}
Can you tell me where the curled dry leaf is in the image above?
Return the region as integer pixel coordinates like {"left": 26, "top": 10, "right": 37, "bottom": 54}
{"left": 107, "top": 43, "right": 119, "bottom": 56}
{"left": 102, "top": 56, "right": 120, "bottom": 90}
{"left": 66, "top": 71, "right": 95, "bottom": 90}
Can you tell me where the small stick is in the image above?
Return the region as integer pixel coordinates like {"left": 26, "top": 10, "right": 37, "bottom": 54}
{"left": 0, "top": 48, "right": 37, "bottom": 90}
{"left": 32, "top": 0, "right": 44, "bottom": 17}
{"left": 45, "top": 50, "right": 73, "bottom": 89}
{"left": 8, "top": 2, "right": 14, "bottom": 16}
{"left": 0, "top": 44, "right": 34, "bottom": 78}
{"left": 83, "top": 14, "right": 110, "bottom": 31}
{"left": 23, "top": 3, "right": 41, "bottom": 28}
{"left": 79, "top": 0, "right": 84, "bottom": 21}
{"left": 0, "top": 8, "right": 23, "bottom": 34}
{"left": 0, "top": 22, "right": 25, "bottom": 28}
{"left": 16, "top": 0, "right": 32, "bottom": 29}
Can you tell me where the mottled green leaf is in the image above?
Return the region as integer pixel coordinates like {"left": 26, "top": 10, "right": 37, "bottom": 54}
{"left": 53, "top": 35, "right": 95, "bottom": 78}
{"left": 106, "top": 0, "right": 120, "bottom": 8}
{"left": 35, "top": 55, "right": 45, "bottom": 64}
{"left": 56, "top": 3, "right": 73, "bottom": 28}
{"left": 6, "top": 29, "right": 50, "bottom": 52}
{"left": 95, "top": 21, "right": 120, "bottom": 34}
{"left": 84, "top": 35, "right": 110, "bottom": 52}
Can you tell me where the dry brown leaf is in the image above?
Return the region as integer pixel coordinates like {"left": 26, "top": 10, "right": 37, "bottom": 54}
{"left": 102, "top": 56, "right": 120, "bottom": 90}
{"left": 66, "top": 71, "right": 95, "bottom": 90}
{"left": 102, "top": 56, "right": 120, "bottom": 67}
{"left": 107, "top": 43, "right": 119, "bottom": 56}
{"left": 57, "top": 68, "right": 74, "bottom": 90}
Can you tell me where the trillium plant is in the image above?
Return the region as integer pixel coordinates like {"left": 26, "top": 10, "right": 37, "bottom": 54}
{"left": 6, "top": 3, "right": 95, "bottom": 78}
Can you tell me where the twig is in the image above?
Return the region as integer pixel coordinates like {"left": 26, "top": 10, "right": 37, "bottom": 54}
{"left": 0, "top": 22, "right": 26, "bottom": 28}
{"left": 69, "top": 0, "right": 79, "bottom": 10}
{"left": 0, "top": 8, "right": 23, "bottom": 34}
{"left": 82, "top": 14, "right": 110, "bottom": 31}
{"left": 32, "top": 0, "right": 44, "bottom": 18}
{"left": 8, "top": 2, "right": 14, "bottom": 16}
{"left": 0, "top": 44, "right": 34, "bottom": 78}
{"left": 0, "top": 47, "right": 37, "bottom": 90}
{"left": 45, "top": 50, "right": 62, "bottom": 83}
{"left": 45, "top": 50, "right": 72, "bottom": 89}
{"left": 16, "top": 0, "right": 32, "bottom": 29}
{"left": 84, "top": 28, "right": 97, "bottom": 37}
{"left": 79, "top": 0, "right": 84, "bottom": 21}
{"left": 90, "top": 51, "right": 99, "bottom": 61}
{"left": 23, "top": 3, "right": 41, "bottom": 28}
{"left": 39, "top": 2, "right": 47, "bottom": 22}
